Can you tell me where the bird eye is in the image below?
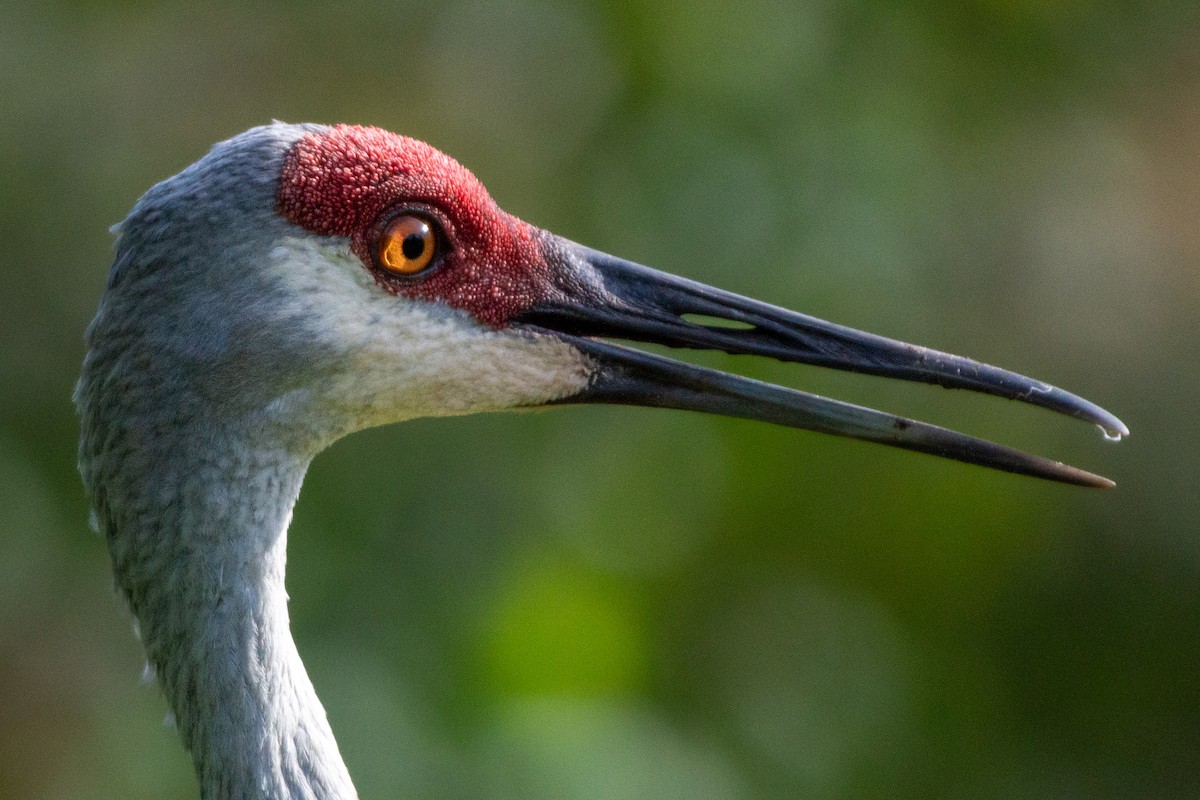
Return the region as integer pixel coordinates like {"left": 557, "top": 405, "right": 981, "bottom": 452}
{"left": 378, "top": 215, "right": 437, "bottom": 275}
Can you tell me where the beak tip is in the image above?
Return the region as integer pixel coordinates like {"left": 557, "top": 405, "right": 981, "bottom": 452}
{"left": 1060, "top": 464, "right": 1116, "bottom": 489}
{"left": 1043, "top": 386, "right": 1127, "bottom": 440}
{"left": 1073, "top": 397, "right": 1127, "bottom": 440}
{"left": 1109, "top": 419, "right": 1131, "bottom": 439}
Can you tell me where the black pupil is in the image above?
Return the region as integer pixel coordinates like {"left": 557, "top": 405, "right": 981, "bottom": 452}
{"left": 401, "top": 232, "right": 426, "bottom": 260}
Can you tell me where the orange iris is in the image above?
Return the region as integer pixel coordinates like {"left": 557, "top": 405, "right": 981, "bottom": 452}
{"left": 379, "top": 215, "right": 436, "bottom": 275}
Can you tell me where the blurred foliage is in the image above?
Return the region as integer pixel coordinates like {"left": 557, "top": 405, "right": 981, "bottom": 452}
{"left": 2, "top": 0, "right": 1198, "bottom": 798}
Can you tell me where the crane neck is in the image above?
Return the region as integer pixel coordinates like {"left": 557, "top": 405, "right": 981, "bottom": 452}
{"left": 84, "top": 409, "right": 358, "bottom": 800}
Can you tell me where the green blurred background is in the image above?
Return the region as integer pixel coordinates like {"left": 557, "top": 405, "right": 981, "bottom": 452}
{"left": 2, "top": 1, "right": 1197, "bottom": 797}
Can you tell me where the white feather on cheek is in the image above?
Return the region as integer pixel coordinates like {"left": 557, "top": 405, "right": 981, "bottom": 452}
{"left": 262, "top": 236, "right": 592, "bottom": 441}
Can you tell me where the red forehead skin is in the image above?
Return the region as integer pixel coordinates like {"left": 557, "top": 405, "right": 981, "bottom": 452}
{"left": 276, "top": 124, "right": 557, "bottom": 327}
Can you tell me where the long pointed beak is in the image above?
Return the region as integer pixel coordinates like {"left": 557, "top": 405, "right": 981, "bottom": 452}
{"left": 515, "top": 239, "right": 1127, "bottom": 488}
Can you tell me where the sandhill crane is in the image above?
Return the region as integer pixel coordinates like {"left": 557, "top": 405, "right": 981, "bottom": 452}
{"left": 76, "top": 123, "right": 1125, "bottom": 799}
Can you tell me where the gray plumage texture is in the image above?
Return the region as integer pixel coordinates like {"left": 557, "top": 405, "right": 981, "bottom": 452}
{"left": 78, "top": 123, "right": 359, "bottom": 799}
{"left": 78, "top": 121, "right": 590, "bottom": 799}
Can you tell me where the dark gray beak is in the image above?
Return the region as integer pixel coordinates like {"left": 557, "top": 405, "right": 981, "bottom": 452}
{"left": 515, "top": 239, "right": 1127, "bottom": 488}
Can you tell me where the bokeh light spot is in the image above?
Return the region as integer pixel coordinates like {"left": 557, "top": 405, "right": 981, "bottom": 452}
{"left": 479, "top": 562, "right": 648, "bottom": 698}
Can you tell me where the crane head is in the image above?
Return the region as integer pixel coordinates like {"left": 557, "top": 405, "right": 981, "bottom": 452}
{"left": 96, "top": 123, "right": 1125, "bottom": 485}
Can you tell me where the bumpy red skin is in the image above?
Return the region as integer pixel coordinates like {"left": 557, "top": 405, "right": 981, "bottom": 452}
{"left": 276, "top": 124, "right": 558, "bottom": 327}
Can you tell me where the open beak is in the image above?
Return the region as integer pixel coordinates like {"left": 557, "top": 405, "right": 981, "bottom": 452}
{"left": 515, "top": 238, "right": 1127, "bottom": 488}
